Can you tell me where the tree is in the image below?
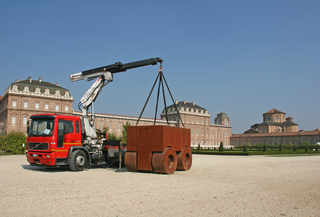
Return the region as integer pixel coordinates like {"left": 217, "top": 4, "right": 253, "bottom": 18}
{"left": 243, "top": 143, "right": 248, "bottom": 152}
{"left": 122, "top": 122, "right": 131, "bottom": 143}
{"left": 197, "top": 144, "right": 201, "bottom": 151}
{"left": 263, "top": 144, "right": 267, "bottom": 152}
{"left": 102, "top": 126, "right": 109, "bottom": 133}
{"left": 279, "top": 144, "right": 283, "bottom": 151}
{"left": 293, "top": 145, "right": 297, "bottom": 151}
{"left": 304, "top": 142, "right": 310, "bottom": 151}
{"left": 2, "top": 132, "right": 26, "bottom": 154}
{"left": 107, "top": 133, "right": 121, "bottom": 140}
{"left": 219, "top": 142, "right": 224, "bottom": 152}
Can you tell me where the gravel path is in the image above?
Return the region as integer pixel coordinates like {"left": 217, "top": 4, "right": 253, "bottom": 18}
{"left": 0, "top": 154, "right": 319, "bottom": 216}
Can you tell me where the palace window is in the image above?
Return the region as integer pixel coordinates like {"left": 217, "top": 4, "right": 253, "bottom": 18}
{"left": 56, "top": 105, "right": 59, "bottom": 111}
{"left": 45, "top": 104, "right": 49, "bottom": 110}
{"left": 12, "top": 116, "right": 16, "bottom": 125}
{"left": 35, "top": 103, "right": 39, "bottom": 109}
{"left": 13, "top": 101, "right": 17, "bottom": 107}
{"left": 23, "top": 117, "right": 27, "bottom": 125}
{"left": 65, "top": 105, "right": 69, "bottom": 112}
{"left": 24, "top": 102, "right": 28, "bottom": 108}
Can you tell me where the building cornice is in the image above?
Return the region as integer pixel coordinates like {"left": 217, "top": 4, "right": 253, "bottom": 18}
{"left": 3, "top": 84, "right": 73, "bottom": 100}
{"left": 160, "top": 110, "right": 210, "bottom": 117}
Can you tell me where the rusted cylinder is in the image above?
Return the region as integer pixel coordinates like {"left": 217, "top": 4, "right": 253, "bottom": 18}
{"left": 152, "top": 147, "right": 177, "bottom": 174}
{"left": 177, "top": 147, "right": 192, "bottom": 171}
{"left": 124, "top": 152, "right": 138, "bottom": 172}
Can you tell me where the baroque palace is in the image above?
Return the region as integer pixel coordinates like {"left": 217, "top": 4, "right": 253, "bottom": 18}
{"left": 231, "top": 109, "right": 320, "bottom": 146}
{"left": 0, "top": 77, "right": 232, "bottom": 149}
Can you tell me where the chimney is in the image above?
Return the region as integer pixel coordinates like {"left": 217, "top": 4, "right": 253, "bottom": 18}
{"left": 55, "top": 83, "right": 59, "bottom": 86}
{"left": 15, "top": 79, "right": 20, "bottom": 82}
{"left": 39, "top": 78, "right": 42, "bottom": 82}
{"left": 28, "top": 76, "right": 32, "bottom": 83}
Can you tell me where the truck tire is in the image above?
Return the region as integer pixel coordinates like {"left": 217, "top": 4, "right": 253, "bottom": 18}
{"left": 69, "top": 150, "right": 87, "bottom": 171}
{"left": 152, "top": 147, "right": 177, "bottom": 174}
{"left": 177, "top": 147, "right": 192, "bottom": 171}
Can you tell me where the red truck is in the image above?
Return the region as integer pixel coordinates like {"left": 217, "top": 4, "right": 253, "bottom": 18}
{"left": 26, "top": 114, "right": 125, "bottom": 171}
{"left": 26, "top": 58, "right": 163, "bottom": 171}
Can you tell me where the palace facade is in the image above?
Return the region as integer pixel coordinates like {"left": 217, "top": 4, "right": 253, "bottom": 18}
{"left": 0, "top": 77, "right": 73, "bottom": 134}
{"left": 160, "top": 101, "right": 232, "bottom": 149}
{"left": 231, "top": 108, "right": 320, "bottom": 146}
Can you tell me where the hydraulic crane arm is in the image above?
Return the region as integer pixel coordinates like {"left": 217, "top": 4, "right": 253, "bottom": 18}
{"left": 70, "top": 57, "right": 163, "bottom": 82}
{"left": 69, "top": 57, "right": 163, "bottom": 141}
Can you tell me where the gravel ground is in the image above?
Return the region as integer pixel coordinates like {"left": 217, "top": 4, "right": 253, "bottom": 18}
{"left": 0, "top": 154, "right": 319, "bottom": 217}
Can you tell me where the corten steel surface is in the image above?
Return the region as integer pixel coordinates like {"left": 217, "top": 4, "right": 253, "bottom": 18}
{"left": 124, "top": 152, "right": 138, "bottom": 172}
{"left": 152, "top": 147, "right": 177, "bottom": 174}
{"left": 176, "top": 146, "right": 192, "bottom": 171}
{"left": 125, "top": 125, "right": 191, "bottom": 173}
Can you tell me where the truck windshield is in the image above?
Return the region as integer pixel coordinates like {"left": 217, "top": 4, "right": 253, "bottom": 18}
{"left": 28, "top": 118, "right": 55, "bottom": 137}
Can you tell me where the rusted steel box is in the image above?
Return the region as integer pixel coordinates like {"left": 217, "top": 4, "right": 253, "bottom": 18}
{"left": 125, "top": 125, "right": 192, "bottom": 174}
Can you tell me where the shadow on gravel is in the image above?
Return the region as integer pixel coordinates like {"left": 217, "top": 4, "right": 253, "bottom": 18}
{"left": 21, "top": 162, "right": 129, "bottom": 173}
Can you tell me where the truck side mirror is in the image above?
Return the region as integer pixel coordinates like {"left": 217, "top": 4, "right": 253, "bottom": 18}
{"left": 27, "top": 121, "right": 30, "bottom": 134}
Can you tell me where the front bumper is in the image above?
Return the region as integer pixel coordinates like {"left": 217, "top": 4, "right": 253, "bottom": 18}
{"left": 26, "top": 151, "right": 56, "bottom": 166}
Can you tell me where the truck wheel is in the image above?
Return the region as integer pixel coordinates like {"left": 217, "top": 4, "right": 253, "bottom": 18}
{"left": 177, "top": 147, "right": 192, "bottom": 171}
{"left": 125, "top": 152, "right": 138, "bottom": 172}
{"left": 152, "top": 147, "right": 177, "bottom": 174}
{"left": 69, "top": 150, "right": 87, "bottom": 171}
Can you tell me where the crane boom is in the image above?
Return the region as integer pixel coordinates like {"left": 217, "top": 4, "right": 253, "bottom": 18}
{"left": 69, "top": 57, "right": 163, "bottom": 145}
{"left": 70, "top": 57, "right": 163, "bottom": 82}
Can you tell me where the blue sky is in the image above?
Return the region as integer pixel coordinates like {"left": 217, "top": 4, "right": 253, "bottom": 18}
{"left": 1, "top": 0, "right": 319, "bottom": 133}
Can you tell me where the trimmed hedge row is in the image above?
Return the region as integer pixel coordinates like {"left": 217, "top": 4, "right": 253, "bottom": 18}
{"left": 192, "top": 149, "right": 320, "bottom": 156}
{"left": 192, "top": 150, "right": 249, "bottom": 156}
{"left": 0, "top": 132, "right": 27, "bottom": 155}
{"left": 234, "top": 143, "right": 319, "bottom": 151}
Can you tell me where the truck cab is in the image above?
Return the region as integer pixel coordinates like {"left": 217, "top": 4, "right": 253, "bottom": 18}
{"left": 26, "top": 114, "right": 83, "bottom": 167}
{"left": 26, "top": 113, "right": 126, "bottom": 171}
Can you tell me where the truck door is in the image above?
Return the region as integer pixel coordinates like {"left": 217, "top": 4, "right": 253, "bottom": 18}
{"left": 56, "top": 119, "right": 75, "bottom": 157}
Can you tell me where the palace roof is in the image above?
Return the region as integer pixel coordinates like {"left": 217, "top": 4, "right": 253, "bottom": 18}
{"left": 264, "top": 108, "right": 285, "bottom": 114}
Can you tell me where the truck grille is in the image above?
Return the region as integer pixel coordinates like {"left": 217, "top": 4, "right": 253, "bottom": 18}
{"left": 28, "top": 143, "right": 49, "bottom": 150}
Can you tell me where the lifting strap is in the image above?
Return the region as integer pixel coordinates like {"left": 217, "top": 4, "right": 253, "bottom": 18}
{"left": 136, "top": 65, "right": 185, "bottom": 127}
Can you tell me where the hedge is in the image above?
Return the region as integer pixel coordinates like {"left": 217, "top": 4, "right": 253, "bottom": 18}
{"left": 0, "top": 132, "right": 27, "bottom": 155}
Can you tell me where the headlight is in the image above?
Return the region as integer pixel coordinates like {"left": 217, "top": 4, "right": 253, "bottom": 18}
{"left": 46, "top": 154, "right": 50, "bottom": 158}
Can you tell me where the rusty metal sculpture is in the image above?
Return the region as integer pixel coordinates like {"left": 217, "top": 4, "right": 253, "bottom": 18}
{"left": 125, "top": 61, "right": 192, "bottom": 174}
{"left": 125, "top": 125, "right": 192, "bottom": 174}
